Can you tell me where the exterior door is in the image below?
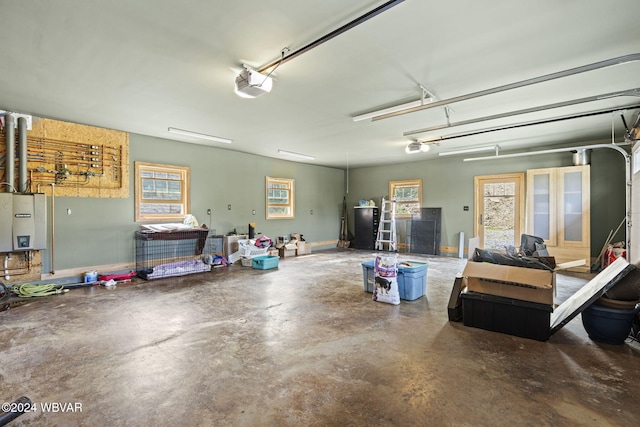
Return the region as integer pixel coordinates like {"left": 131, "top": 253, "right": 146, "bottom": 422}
{"left": 474, "top": 173, "right": 525, "bottom": 250}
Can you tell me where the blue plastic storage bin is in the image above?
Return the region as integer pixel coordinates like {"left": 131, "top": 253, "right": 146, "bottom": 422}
{"left": 252, "top": 255, "right": 279, "bottom": 270}
{"left": 361, "top": 260, "right": 428, "bottom": 301}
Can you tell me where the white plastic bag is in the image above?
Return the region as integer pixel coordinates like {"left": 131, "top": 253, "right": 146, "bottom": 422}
{"left": 183, "top": 214, "right": 199, "bottom": 227}
{"left": 373, "top": 254, "right": 400, "bottom": 305}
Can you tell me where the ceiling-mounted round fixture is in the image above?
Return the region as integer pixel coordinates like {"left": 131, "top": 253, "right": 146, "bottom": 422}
{"left": 234, "top": 47, "right": 288, "bottom": 99}
{"left": 405, "top": 141, "right": 430, "bottom": 154}
{"left": 234, "top": 67, "right": 273, "bottom": 98}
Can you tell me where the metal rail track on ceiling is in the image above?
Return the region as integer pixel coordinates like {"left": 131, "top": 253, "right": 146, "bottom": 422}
{"left": 258, "top": 0, "right": 405, "bottom": 74}
{"left": 372, "top": 53, "right": 640, "bottom": 121}
{"left": 405, "top": 89, "right": 640, "bottom": 137}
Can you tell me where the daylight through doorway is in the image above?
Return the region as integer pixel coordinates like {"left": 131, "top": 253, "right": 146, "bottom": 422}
{"left": 474, "top": 173, "right": 525, "bottom": 251}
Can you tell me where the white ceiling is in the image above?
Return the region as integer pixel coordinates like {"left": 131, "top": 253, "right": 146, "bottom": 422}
{"left": 1, "top": 0, "right": 639, "bottom": 168}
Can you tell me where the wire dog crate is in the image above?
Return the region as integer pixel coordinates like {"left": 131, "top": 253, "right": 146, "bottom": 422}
{"left": 135, "top": 229, "right": 223, "bottom": 280}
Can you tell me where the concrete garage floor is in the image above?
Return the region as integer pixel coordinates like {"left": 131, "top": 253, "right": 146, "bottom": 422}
{"left": 1, "top": 249, "right": 639, "bottom": 426}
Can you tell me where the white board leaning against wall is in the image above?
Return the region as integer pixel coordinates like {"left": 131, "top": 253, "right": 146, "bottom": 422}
{"left": 631, "top": 142, "right": 640, "bottom": 265}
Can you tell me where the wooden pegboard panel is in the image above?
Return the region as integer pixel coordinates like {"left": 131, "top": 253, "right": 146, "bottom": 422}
{"left": 0, "top": 250, "right": 43, "bottom": 284}
{"left": 1, "top": 117, "right": 129, "bottom": 198}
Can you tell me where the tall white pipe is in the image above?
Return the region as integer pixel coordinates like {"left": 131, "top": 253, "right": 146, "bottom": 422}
{"left": 17, "top": 116, "right": 27, "bottom": 192}
{"left": 50, "top": 183, "right": 55, "bottom": 275}
{"left": 4, "top": 253, "right": 10, "bottom": 281}
{"left": 4, "top": 114, "right": 15, "bottom": 192}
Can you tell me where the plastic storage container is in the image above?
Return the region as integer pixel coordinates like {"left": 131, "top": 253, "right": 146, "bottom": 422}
{"left": 84, "top": 270, "right": 98, "bottom": 283}
{"left": 361, "top": 260, "right": 428, "bottom": 301}
{"left": 252, "top": 255, "right": 279, "bottom": 270}
{"left": 239, "top": 244, "right": 269, "bottom": 258}
{"left": 461, "top": 291, "right": 553, "bottom": 341}
{"left": 581, "top": 303, "right": 639, "bottom": 345}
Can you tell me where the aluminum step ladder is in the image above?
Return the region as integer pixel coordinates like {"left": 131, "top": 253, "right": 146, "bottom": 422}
{"left": 375, "top": 198, "right": 397, "bottom": 251}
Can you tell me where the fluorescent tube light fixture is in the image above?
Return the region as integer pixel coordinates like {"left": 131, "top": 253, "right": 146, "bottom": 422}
{"left": 168, "top": 127, "right": 232, "bottom": 144}
{"left": 278, "top": 149, "right": 315, "bottom": 160}
{"left": 439, "top": 145, "right": 499, "bottom": 157}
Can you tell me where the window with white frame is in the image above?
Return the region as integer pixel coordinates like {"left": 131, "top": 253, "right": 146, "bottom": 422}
{"left": 266, "top": 176, "right": 294, "bottom": 219}
{"left": 389, "top": 179, "right": 422, "bottom": 218}
{"left": 135, "top": 162, "right": 190, "bottom": 222}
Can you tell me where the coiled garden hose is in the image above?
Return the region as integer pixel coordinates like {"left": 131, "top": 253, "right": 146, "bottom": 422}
{"left": 9, "top": 283, "right": 67, "bottom": 297}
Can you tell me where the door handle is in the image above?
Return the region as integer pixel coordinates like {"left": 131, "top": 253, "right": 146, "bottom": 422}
{"left": 479, "top": 214, "right": 483, "bottom": 225}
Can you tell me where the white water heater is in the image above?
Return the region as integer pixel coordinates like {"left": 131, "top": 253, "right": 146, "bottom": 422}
{"left": 0, "top": 193, "right": 47, "bottom": 251}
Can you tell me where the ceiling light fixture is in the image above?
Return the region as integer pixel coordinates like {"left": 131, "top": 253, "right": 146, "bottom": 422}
{"left": 168, "top": 127, "right": 232, "bottom": 144}
{"left": 439, "top": 145, "right": 499, "bottom": 157}
{"left": 278, "top": 149, "right": 315, "bottom": 160}
{"left": 234, "top": 66, "right": 274, "bottom": 98}
{"left": 405, "top": 141, "right": 431, "bottom": 154}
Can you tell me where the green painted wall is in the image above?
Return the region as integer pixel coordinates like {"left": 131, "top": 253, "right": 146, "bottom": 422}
{"left": 41, "top": 134, "right": 627, "bottom": 273}
{"left": 346, "top": 146, "right": 626, "bottom": 258}
{"left": 45, "top": 134, "right": 344, "bottom": 272}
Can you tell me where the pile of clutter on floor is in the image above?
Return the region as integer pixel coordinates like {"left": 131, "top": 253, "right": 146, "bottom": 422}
{"left": 448, "top": 234, "right": 640, "bottom": 344}
{"left": 275, "top": 233, "right": 310, "bottom": 257}
{"left": 0, "top": 271, "right": 138, "bottom": 313}
{"left": 232, "top": 235, "right": 273, "bottom": 266}
{"left": 228, "top": 233, "right": 310, "bottom": 267}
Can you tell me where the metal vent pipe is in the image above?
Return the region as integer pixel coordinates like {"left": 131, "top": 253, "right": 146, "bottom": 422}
{"left": 4, "top": 114, "right": 15, "bottom": 192}
{"left": 17, "top": 116, "right": 28, "bottom": 192}
{"left": 572, "top": 148, "right": 592, "bottom": 166}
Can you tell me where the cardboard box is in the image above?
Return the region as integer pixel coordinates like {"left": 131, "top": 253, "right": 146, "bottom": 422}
{"left": 459, "top": 257, "right": 634, "bottom": 341}
{"left": 223, "top": 234, "right": 248, "bottom": 261}
{"left": 462, "top": 261, "right": 555, "bottom": 305}
{"left": 296, "top": 241, "right": 312, "bottom": 255}
{"left": 279, "top": 243, "right": 297, "bottom": 258}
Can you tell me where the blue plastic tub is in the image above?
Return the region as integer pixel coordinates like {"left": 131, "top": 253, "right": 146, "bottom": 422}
{"left": 581, "top": 303, "right": 639, "bottom": 345}
{"left": 252, "top": 255, "right": 279, "bottom": 270}
{"left": 361, "top": 260, "right": 428, "bottom": 301}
